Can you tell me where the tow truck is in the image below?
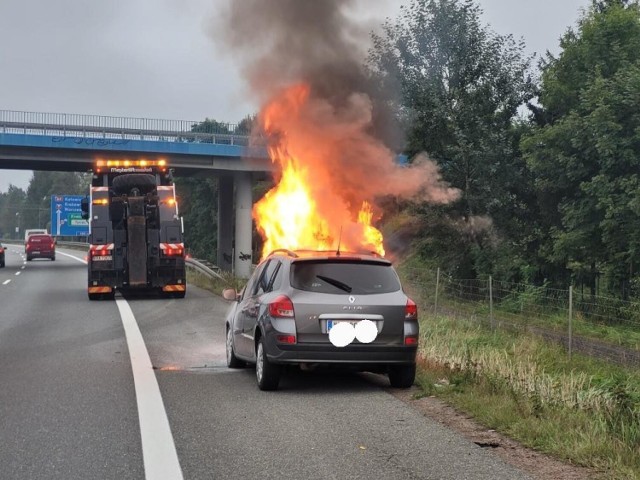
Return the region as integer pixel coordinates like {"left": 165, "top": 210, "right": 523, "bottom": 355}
{"left": 82, "top": 159, "right": 186, "bottom": 300}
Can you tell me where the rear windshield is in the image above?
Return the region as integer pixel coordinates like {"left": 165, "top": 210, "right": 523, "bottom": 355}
{"left": 290, "top": 261, "right": 401, "bottom": 294}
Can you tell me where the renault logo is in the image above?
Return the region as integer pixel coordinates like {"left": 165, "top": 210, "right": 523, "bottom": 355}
{"left": 348, "top": 295, "right": 355, "bottom": 304}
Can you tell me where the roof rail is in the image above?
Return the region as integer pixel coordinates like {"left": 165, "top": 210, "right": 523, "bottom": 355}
{"left": 268, "top": 249, "right": 299, "bottom": 258}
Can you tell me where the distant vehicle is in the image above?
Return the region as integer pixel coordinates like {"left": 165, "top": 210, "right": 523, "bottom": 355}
{"left": 24, "top": 229, "right": 48, "bottom": 242}
{"left": 26, "top": 234, "right": 56, "bottom": 261}
{"left": 0, "top": 242, "right": 5, "bottom": 268}
{"left": 222, "top": 249, "right": 419, "bottom": 391}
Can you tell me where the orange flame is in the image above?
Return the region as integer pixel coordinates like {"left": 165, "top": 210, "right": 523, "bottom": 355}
{"left": 253, "top": 84, "right": 385, "bottom": 259}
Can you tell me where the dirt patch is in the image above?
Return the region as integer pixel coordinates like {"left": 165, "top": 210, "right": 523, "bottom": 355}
{"left": 387, "top": 385, "right": 599, "bottom": 480}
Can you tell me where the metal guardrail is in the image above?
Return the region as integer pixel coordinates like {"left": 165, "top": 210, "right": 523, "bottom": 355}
{"left": 0, "top": 109, "right": 252, "bottom": 146}
{"left": 185, "top": 257, "right": 224, "bottom": 281}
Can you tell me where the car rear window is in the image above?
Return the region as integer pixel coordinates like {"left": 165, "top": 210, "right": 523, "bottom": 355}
{"left": 290, "top": 260, "right": 401, "bottom": 294}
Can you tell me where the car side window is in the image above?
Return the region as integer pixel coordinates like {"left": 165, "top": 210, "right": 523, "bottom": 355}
{"left": 255, "top": 259, "right": 281, "bottom": 296}
{"left": 240, "top": 264, "right": 265, "bottom": 301}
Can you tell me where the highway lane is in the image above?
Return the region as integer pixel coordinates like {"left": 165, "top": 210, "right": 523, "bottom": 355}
{"left": 1, "top": 246, "right": 532, "bottom": 480}
{"left": 0, "top": 246, "right": 144, "bottom": 480}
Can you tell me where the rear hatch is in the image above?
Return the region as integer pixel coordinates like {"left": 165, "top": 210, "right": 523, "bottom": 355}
{"left": 289, "top": 259, "right": 407, "bottom": 345}
{"left": 27, "top": 235, "right": 55, "bottom": 255}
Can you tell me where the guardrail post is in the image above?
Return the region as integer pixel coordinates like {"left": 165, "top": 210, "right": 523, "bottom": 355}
{"left": 568, "top": 285, "right": 573, "bottom": 360}
{"left": 434, "top": 267, "right": 440, "bottom": 316}
{"left": 489, "top": 276, "right": 494, "bottom": 330}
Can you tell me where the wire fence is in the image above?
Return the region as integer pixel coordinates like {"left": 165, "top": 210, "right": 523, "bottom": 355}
{"left": 403, "top": 267, "right": 640, "bottom": 367}
{"left": 0, "top": 109, "right": 253, "bottom": 146}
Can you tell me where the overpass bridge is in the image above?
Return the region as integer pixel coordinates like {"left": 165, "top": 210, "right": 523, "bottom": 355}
{"left": 0, "top": 109, "right": 274, "bottom": 276}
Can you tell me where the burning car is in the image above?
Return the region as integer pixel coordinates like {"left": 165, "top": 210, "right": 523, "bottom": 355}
{"left": 223, "top": 249, "right": 419, "bottom": 391}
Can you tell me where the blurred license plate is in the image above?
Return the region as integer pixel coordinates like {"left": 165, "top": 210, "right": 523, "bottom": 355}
{"left": 326, "top": 320, "right": 358, "bottom": 332}
{"left": 32, "top": 251, "right": 40, "bottom": 254}
{"left": 93, "top": 255, "right": 112, "bottom": 261}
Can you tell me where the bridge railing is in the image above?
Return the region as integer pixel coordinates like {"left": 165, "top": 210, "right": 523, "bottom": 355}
{"left": 0, "top": 109, "right": 253, "bottom": 146}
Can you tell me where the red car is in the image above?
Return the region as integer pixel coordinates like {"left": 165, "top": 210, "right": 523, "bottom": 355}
{"left": 0, "top": 242, "right": 5, "bottom": 267}
{"left": 26, "top": 234, "right": 56, "bottom": 261}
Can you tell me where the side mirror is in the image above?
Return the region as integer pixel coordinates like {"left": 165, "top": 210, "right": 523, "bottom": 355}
{"left": 222, "top": 288, "right": 238, "bottom": 301}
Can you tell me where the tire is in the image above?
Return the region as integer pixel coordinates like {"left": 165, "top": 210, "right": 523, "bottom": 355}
{"left": 256, "top": 337, "right": 281, "bottom": 391}
{"left": 26, "top": 256, "right": 32, "bottom": 262}
{"left": 0, "top": 261, "right": 4, "bottom": 268}
{"left": 388, "top": 363, "right": 416, "bottom": 389}
{"left": 51, "top": 256, "right": 56, "bottom": 261}
{"left": 88, "top": 293, "right": 101, "bottom": 301}
{"left": 226, "top": 327, "right": 245, "bottom": 369}
{"left": 111, "top": 173, "right": 157, "bottom": 195}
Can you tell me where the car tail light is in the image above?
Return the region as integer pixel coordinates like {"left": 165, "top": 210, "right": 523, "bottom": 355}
{"left": 26, "top": 244, "right": 31, "bottom": 252}
{"left": 269, "top": 295, "right": 294, "bottom": 318}
{"left": 404, "top": 336, "right": 418, "bottom": 346}
{"left": 405, "top": 298, "right": 418, "bottom": 319}
{"left": 276, "top": 335, "right": 296, "bottom": 344}
{"left": 92, "top": 249, "right": 109, "bottom": 256}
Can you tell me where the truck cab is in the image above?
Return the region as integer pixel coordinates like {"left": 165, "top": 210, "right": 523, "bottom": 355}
{"left": 83, "top": 159, "right": 186, "bottom": 300}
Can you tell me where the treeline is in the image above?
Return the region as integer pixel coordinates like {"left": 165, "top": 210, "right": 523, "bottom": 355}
{"left": 0, "top": 172, "right": 89, "bottom": 238}
{"left": 367, "top": 0, "right": 640, "bottom": 299}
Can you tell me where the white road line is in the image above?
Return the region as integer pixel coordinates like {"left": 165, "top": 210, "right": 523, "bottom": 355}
{"left": 57, "top": 249, "right": 184, "bottom": 480}
{"left": 56, "top": 251, "right": 87, "bottom": 264}
{"left": 116, "top": 299, "right": 184, "bottom": 480}
{"left": 2, "top": 280, "right": 10, "bottom": 285}
{"left": 21, "top": 266, "right": 25, "bottom": 270}
{"left": 15, "top": 271, "right": 21, "bottom": 276}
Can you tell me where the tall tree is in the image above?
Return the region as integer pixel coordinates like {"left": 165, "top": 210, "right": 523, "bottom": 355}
{"left": 0, "top": 185, "right": 27, "bottom": 239}
{"left": 369, "top": 0, "right": 535, "bottom": 278}
{"left": 522, "top": 0, "right": 640, "bottom": 296}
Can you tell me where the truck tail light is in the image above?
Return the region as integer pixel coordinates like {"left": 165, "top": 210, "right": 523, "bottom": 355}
{"left": 269, "top": 295, "right": 294, "bottom": 318}
{"left": 405, "top": 298, "right": 418, "bottom": 319}
{"left": 162, "top": 246, "right": 183, "bottom": 256}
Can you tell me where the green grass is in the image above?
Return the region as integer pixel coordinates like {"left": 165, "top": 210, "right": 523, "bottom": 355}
{"left": 398, "top": 257, "right": 640, "bottom": 352}
{"left": 414, "top": 313, "right": 640, "bottom": 479}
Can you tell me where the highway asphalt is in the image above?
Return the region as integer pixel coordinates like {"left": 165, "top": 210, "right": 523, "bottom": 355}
{"left": 0, "top": 246, "right": 531, "bottom": 480}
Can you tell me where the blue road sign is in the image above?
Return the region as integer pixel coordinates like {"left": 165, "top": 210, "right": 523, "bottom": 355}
{"left": 51, "top": 195, "right": 89, "bottom": 236}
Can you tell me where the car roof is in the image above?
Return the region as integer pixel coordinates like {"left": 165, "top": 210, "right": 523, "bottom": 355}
{"left": 266, "top": 249, "right": 392, "bottom": 265}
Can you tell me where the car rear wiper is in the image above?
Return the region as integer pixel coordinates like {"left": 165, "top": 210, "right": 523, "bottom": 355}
{"left": 316, "top": 275, "right": 352, "bottom": 293}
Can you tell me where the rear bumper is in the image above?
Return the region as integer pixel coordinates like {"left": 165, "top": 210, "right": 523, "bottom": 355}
{"left": 265, "top": 339, "right": 417, "bottom": 365}
{"left": 27, "top": 250, "right": 55, "bottom": 258}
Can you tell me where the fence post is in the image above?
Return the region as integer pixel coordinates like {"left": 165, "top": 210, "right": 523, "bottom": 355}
{"left": 568, "top": 285, "right": 573, "bottom": 360}
{"left": 434, "top": 267, "right": 440, "bottom": 316}
{"left": 489, "top": 276, "right": 494, "bottom": 329}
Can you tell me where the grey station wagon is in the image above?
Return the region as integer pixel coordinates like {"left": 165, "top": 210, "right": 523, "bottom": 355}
{"left": 223, "top": 249, "right": 419, "bottom": 391}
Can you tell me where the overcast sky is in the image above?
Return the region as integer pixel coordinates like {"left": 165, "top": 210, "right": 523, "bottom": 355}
{"left": 0, "top": 0, "right": 590, "bottom": 193}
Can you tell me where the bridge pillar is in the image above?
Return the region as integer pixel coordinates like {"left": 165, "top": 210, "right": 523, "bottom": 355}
{"left": 217, "top": 175, "right": 234, "bottom": 271}
{"left": 234, "top": 172, "right": 253, "bottom": 278}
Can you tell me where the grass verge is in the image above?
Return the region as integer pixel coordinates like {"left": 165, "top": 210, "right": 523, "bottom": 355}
{"left": 186, "top": 268, "right": 244, "bottom": 295}
{"left": 415, "top": 313, "right": 640, "bottom": 479}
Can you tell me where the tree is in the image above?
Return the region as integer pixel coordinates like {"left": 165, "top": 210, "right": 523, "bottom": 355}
{"left": 0, "top": 185, "right": 27, "bottom": 239}
{"left": 522, "top": 1, "right": 640, "bottom": 297}
{"left": 369, "top": 0, "right": 535, "bottom": 278}
{"left": 175, "top": 175, "right": 218, "bottom": 262}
